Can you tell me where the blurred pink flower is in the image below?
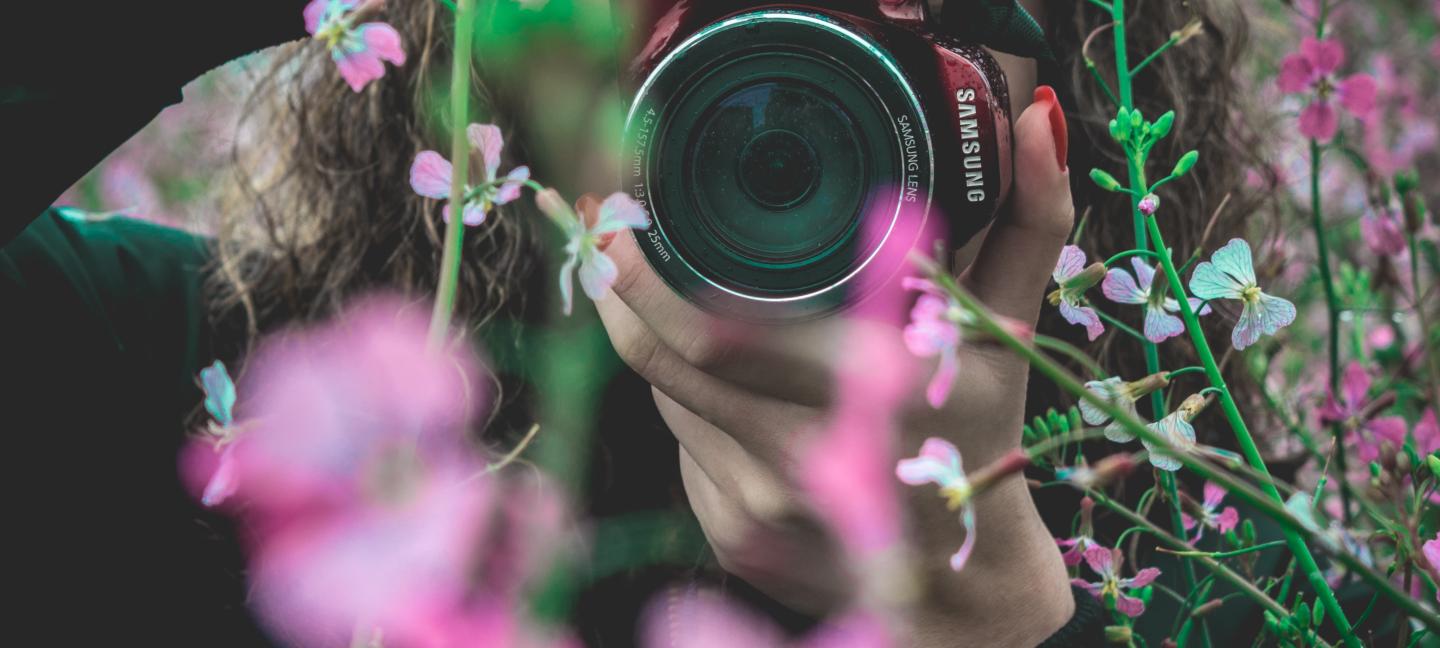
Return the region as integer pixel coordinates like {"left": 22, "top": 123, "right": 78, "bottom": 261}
{"left": 1360, "top": 205, "right": 1408, "bottom": 257}
{"left": 1362, "top": 57, "right": 1439, "bottom": 176}
{"left": 1277, "top": 37, "right": 1376, "bottom": 141}
{"left": 641, "top": 587, "right": 889, "bottom": 648}
{"left": 304, "top": 0, "right": 407, "bottom": 92}
{"left": 250, "top": 468, "right": 495, "bottom": 645}
{"left": 191, "top": 296, "right": 487, "bottom": 517}
{"left": 537, "top": 190, "right": 650, "bottom": 315}
{"left": 1048, "top": 246, "right": 1105, "bottom": 341}
{"left": 896, "top": 437, "right": 976, "bottom": 571}
{"left": 901, "top": 278, "right": 962, "bottom": 408}
{"left": 1424, "top": 533, "right": 1440, "bottom": 603}
{"left": 1319, "top": 362, "right": 1406, "bottom": 464}
{"left": 1072, "top": 546, "right": 1160, "bottom": 618}
{"left": 1181, "top": 481, "right": 1240, "bottom": 543}
{"left": 410, "top": 124, "right": 530, "bottom": 227}
{"left": 1188, "top": 238, "right": 1296, "bottom": 350}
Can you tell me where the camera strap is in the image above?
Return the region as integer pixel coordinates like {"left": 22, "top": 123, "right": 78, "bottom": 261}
{"left": 941, "top": 0, "right": 1053, "bottom": 61}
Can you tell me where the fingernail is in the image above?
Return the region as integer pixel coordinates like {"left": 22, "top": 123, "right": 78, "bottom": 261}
{"left": 1033, "top": 85, "right": 1068, "bottom": 173}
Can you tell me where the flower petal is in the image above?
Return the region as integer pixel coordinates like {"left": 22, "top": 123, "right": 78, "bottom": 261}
{"left": 594, "top": 192, "right": 651, "bottom": 233}
{"left": 1215, "top": 507, "right": 1240, "bottom": 535}
{"left": 1202, "top": 481, "right": 1227, "bottom": 509}
{"left": 1114, "top": 593, "right": 1147, "bottom": 618}
{"left": 1127, "top": 566, "right": 1162, "bottom": 589}
{"left": 1078, "top": 378, "right": 1122, "bottom": 426}
{"left": 334, "top": 49, "right": 387, "bottom": 93}
{"left": 1053, "top": 245, "right": 1087, "bottom": 283}
{"left": 460, "top": 202, "right": 488, "bottom": 227}
{"left": 467, "top": 124, "right": 505, "bottom": 182}
{"left": 1059, "top": 301, "right": 1105, "bottom": 341}
{"left": 1276, "top": 51, "right": 1316, "bottom": 94}
{"left": 926, "top": 348, "right": 959, "bottom": 409}
{"left": 303, "top": 0, "right": 330, "bottom": 35}
{"left": 1299, "top": 100, "right": 1340, "bottom": 142}
{"left": 558, "top": 254, "right": 579, "bottom": 316}
{"left": 1102, "top": 267, "right": 1148, "bottom": 305}
{"left": 1302, "top": 37, "right": 1345, "bottom": 75}
{"left": 360, "top": 23, "right": 406, "bottom": 66}
{"left": 896, "top": 438, "right": 964, "bottom": 488}
{"left": 200, "top": 360, "right": 237, "bottom": 427}
{"left": 1142, "top": 305, "right": 1185, "bottom": 343}
{"left": 1081, "top": 545, "right": 1114, "bottom": 577}
{"left": 578, "top": 249, "right": 619, "bottom": 300}
{"left": 1336, "top": 74, "right": 1377, "bottom": 118}
{"left": 494, "top": 166, "right": 530, "bottom": 205}
{"left": 949, "top": 505, "right": 977, "bottom": 571}
{"left": 409, "top": 151, "right": 454, "bottom": 199}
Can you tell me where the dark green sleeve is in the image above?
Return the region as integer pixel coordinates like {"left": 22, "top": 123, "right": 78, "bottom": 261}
{"left": 0, "top": 209, "right": 272, "bottom": 645}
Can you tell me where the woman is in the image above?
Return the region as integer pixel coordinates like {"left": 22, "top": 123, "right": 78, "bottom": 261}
{"left": 0, "top": 0, "right": 1257, "bottom": 645}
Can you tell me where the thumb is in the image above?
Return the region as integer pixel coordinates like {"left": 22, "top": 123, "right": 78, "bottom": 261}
{"left": 960, "top": 84, "right": 1075, "bottom": 324}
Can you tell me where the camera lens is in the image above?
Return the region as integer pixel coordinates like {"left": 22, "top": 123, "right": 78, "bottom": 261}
{"left": 737, "top": 128, "right": 819, "bottom": 211}
{"left": 687, "top": 79, "right": 868, "bottom": 265}
{"left": 625, "top": 10, "right": 935, "bottom": 321}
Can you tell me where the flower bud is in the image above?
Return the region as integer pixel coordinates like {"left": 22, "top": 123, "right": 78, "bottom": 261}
{"left": 1091, "top": 168, "right": 1125, "bottom": 192}
{"left": 1124, "top": 372, "right": 1171, "bottom": 400}
{"left": 1105, "top": 626, "right": 1133, "bottom": 644}
{"left": 1173, "top": 18, "right": 1204, "bottom": 44}
{"left": 1172, "top": 150, "right": 1199, "bottom": 177}
{"left": 1193, "top": 598, "right": 1225, "bottom": 617}
{"left": 1138, "top": 193, "right": 1160, "bottom": 216}
{"left": 1427, "top": 454, "right": 1440, "bottom": 479}
{"left": 1177, "top": 393, "right": 1209, "bottom": 421}
{"left": 1065, "top": 262, "right": 1108, "bottom": 292}
{"left": 1151, "top": 111, "right": 1175, "bottom": 140}
{"left": 535, "top": 187, "right": 571, "bottom": 223}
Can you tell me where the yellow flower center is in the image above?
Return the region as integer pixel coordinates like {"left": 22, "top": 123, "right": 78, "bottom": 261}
{"left": 1241, "top": 284, "right": 1263, "bottom": 305}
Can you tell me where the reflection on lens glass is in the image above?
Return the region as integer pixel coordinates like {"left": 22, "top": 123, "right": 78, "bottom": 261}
{"left": 688, "top": 80, "right": 868, "bottom": 265}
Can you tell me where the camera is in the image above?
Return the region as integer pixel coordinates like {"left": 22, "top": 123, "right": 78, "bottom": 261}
{"left": 619, "top": 0, "right": 1013, "bottom": 322}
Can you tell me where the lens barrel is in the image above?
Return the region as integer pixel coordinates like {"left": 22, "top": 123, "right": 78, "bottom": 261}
{"left": 624, "top": 9, "right": 935, "bottom": 322}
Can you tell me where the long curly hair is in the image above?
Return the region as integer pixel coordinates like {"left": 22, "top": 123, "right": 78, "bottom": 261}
{"left": 209, "top": 0, "right": 1267, "bottom": 441}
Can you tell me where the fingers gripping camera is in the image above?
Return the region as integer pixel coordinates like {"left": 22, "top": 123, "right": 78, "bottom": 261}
{"left": 621, "top": 0, "right": 1012, "bottom": 321}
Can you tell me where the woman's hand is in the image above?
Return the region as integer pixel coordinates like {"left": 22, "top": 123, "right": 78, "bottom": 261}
{"left": 593, "top": 82, "right": 1079, "bottom": 645}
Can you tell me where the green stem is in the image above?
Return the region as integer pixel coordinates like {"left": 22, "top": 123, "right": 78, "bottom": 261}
{"left": 1166, "top": 366, "right": 1207, "bottom": 381}
{"left": 428, "top": 0, "right": 480, "bottom": 346}
{"left": 1105, "top": 248, "right": 1163, "bottom": 268}
{"left": 1309, "top": 138, "right": 1353, "bottom": 522}
{"left": 1095, "top": 307, "right": 1147, "bottom": 342}
{"left": 926, "top": 267, "right": 1440, "bottom": 638}
{"left": 1034, "top": 334, "right": 1110, "bottom": 379}
{"left": 1129, "top": 33, "right": 1180, "bottom": 76}
{"left": 1108, "top": 8, "right": 1207, "bottom": 640}
{"left": 1408, "top": 232, "right": 1440, "bottom": 406}
{"left": 1140, "top": 214, "right": 1362, "bottom": 645}
{"left": 1160, "top": 540, "right": 1289, "bottom": 559}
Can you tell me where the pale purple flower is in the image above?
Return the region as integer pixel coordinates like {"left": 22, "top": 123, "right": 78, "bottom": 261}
{"left": 1181, "top": 481, "right": 1240, "bottom": 543}
{"left": 410, "top": 124, "right": 531, "bottom": 227}
{"left": 1072, "top": 546, "right": 1161, "bottom": 618}
{"left": 1048, "top": 246, "right": 1106, "bottom": 341}
{"left": 1077, "top": 373, "right": 1170, "bottom": 443}
{"left": 1144, "top": 394, "right": 1205, "bottom": 472}
{"left": 1276, "top": 37, "right": 1376, "bottom": 141}
{"left": 1056, "top": 535, "right": 1096, "bottom": 567}
{"left": 304, "top": 0, "right": 407, "bottom": 92}
{"left": 896, "top": 438, "right": 976, "bottom": 571}
{"left": 1319, "top": 362, "right": 1407, "bottom": 464}
{"left": 1188, "top": 238, "right": 1296, "bottom": 350}
{"left": 1102, "top": 259, "right": 1209, "bottom": 343}
{"left": 536, "top": 190, "right": 650, "bottom": 315}
{"left": 902, "top": 278, "right": 963, "bottom": 408}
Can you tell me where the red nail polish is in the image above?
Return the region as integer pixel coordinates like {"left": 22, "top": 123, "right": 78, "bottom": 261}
{"left": 1033, "top": 85, "right": 1068, "bottom": 173}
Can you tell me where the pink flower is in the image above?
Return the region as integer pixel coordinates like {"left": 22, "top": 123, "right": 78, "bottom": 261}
{"left": 211, "top": 296, "right": 487, "bottom": 515}
{"left": 1424, "top": 533, "right": 1440, "bottom": 603}
{"left": 801, "top": 326, "right": 906, "bottom": 559}
{"left": 536, "top": 190, "right": 650, "bottom": 315}
{"left": 1102, "top": 259, "right": 1209, "bottom": 344}
{"left": 1319, "top": 362, "right": 1406, "bottom": 463}
{"left": 1072, "top": 546, "right": 1161, "bottom": 618}
{"left": 1276, "top": 37, "right": 1376, "bottom": 141}
{"left": 1048, "top": 246, "right": 1106, "bottom": 341}
{"left": 1056, "top": 535, "right": 1097, "bottom": 567}
{"left": 1180, "top": 481, "right": 1240, "bottom": 543}
{"left": 901, "top": 278, "right": 963, "bottom": 408}
{"left": 304, "top": 0, "right": 407, "bottom": 92}
{"left": 1361, "top": 205, "right": 1408, "bottom": 257}
{"left": 896, "top": 438, "right": 976, "bottom": 571}
{"left": 1188, "top": 238, "right": 1296, "bottom": 350}
{"left": 410, "top": 124, "right": 531, "bottom": 227}
{"left": 641, "top": 587, "right": 890, "bottom": 648}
